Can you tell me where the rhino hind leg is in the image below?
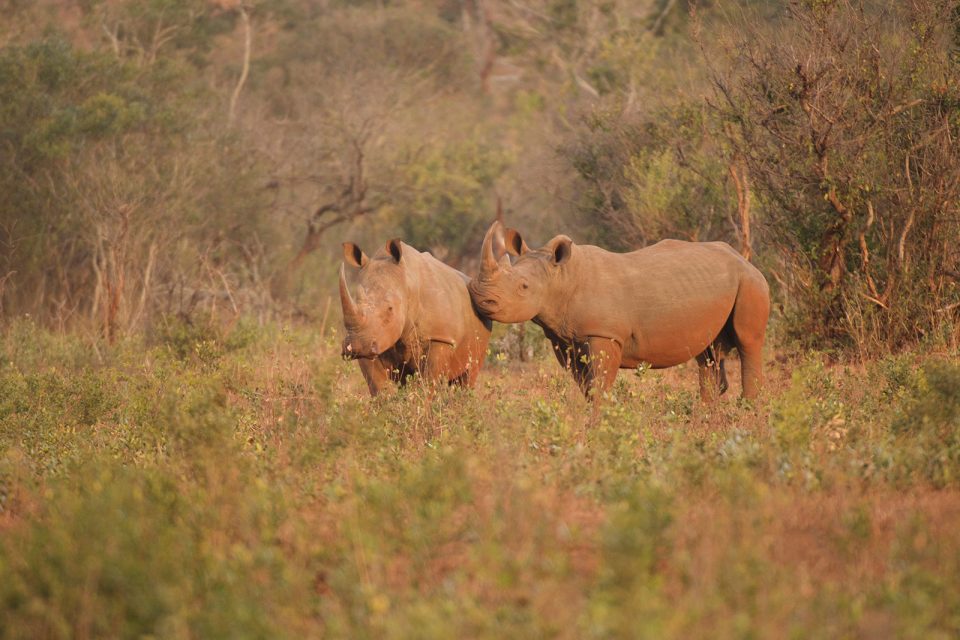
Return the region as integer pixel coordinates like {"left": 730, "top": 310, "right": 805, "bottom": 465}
{"left": 450, "top": 361, "right": 481, "bottom": 388}
{"left": 729, "top": 276, "right": 770, "bottom": 400}
{"left": 697, "top": 330, "right": 734, "bottom": 401}
{"left": 711, "top": 343, "right": 730, "bottom": 396}
{"left": 422, "top": 341, "right": 459, "bottom": 386}
{"left": 450, "top": 369, "right": 469, "bottom": 387}
{"left": 448, "top": 349, "right": 480, "bottom": 388}
{"left": 715, "top": 333, "right": 733, "bottom": 395}
{"left": 453, "top": 336, "right": 488, "bottom": 388}
{"left": 696, "top": 346, "right": 723, "bottom": 402}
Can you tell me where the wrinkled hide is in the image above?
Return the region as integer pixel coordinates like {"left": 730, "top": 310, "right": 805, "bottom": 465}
{"left": 469, "top": 222, "right": 770, "bottom": 400}
{"left": 340, "top": 239, "right": 492, "bottom": 397}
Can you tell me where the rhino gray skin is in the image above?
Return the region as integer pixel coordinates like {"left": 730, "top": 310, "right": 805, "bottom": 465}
{"left": 340, "top": 238, "right": 492, "bottom": 396}
{"left": 468, "top": 222, "right": 770, "bottom": 401}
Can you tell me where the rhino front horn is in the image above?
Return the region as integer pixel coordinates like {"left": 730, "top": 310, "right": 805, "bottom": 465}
{"left": 480, "top": 221, "right": 504, "bottom": 278}
{"left": 339, "top": 263, "right": 362, "bottom": 328}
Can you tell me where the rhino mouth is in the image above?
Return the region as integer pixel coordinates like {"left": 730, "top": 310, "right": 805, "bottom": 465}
{"left": 341, "top": 339, "right": 382, "bottom": 360}
{"left": 343, "top": 350, "right": 376, "bottom": 360}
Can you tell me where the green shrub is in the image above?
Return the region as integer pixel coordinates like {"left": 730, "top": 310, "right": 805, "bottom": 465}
{"left": 0, "top": 462, "right": 309, "bottom": 639}
{"left": 151, "top": 314, "right": 256, "bottom": 365}
{"left": 585, "top": 483, "right": 673, "bottom": 637}
{"left": 891, "top": 361, "right": 960, "bottom": 487}
{"left": 392, "top": 133, "right": 511, "bottom": 264}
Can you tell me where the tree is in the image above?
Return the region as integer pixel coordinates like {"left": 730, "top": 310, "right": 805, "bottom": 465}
{"left": 562, "top": 101, "right": 737, "bottom": 251}
{"left": 0, "top": 35, "right": 271, "bottom": 335}
{"left": 710, "top": 0, "right": 960, "bottom": 352}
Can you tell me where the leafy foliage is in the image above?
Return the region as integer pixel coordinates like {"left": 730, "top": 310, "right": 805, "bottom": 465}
{"left": 0, "top": 34, "right": 270, "bottom": 335}
{"left": 564, "top": 101, "right": 735, "bottom": 250}
{"left": 711, "top": 0, "right": 960, "bottom": 352}
{"left": 393, "top": 134, "right": 511, "bottom": 264}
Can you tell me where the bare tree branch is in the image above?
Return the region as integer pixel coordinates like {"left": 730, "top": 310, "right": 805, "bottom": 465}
{"left": 228, "top": 4, "right": 252, "bottom": 126}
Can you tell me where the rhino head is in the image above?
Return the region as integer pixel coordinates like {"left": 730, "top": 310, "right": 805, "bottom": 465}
{"left": 469, "top": 221, "right": 573, "bottom": 324}
{"left": 339, "top": 239, "right": 407, "bottom": 359}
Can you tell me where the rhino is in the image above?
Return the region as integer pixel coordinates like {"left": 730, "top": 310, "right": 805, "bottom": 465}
{"left": 339, "top": 238, "right": 492, "bottom": 396}
{"left": 468, "top": 222, "right": 770, "bottom": 400}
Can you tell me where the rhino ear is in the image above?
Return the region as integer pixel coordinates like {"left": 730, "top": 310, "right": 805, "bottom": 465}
{"left": 548, "top": 235, "right": 573, "bottom": 265}
{"left": 504, "top": 228, "right": 529, "bottom": 257}
{"left": 343, "top": 242, "right": 368, "bottom": 268}
{"left": 386, "top": 238, "right": 403, "bottom": 264}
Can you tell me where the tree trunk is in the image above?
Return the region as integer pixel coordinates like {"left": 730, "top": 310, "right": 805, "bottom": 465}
{"left": 728, "top": 160, "right": 752, "bottom": 261}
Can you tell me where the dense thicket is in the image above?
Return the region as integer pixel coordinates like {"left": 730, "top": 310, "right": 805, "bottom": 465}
{"left": 0, "top": 15, "right": 271, "bottom": 337}
{"left": 0, "top": 0, "right": 956, "bottom": 354}
{"left": 711, "top": 0, "right": 960, "bottom": 354}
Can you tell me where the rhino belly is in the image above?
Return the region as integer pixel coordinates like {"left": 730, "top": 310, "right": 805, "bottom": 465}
{"left": 621, "top": 297, "right": 734, "bottom": 368}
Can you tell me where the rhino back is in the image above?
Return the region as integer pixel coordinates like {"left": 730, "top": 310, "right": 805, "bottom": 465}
{"left": 404, "top": 246, "right": 488, "bottom": 345}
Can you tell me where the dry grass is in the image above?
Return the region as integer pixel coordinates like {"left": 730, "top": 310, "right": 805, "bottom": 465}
{"left": 0, "top": 319, "right": 958, "bottom": 638}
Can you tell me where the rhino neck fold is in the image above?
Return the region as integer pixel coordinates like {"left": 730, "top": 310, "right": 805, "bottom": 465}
{"left": 532, "top": 260, "right": 576, "bottom": 341}
{"left": 398, "top": 244, "right": 423, "bottom": 344}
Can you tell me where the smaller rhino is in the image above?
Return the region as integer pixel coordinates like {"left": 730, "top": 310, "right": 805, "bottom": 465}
{"left": 339, "top": 238, "right": 492, "bottom": 396}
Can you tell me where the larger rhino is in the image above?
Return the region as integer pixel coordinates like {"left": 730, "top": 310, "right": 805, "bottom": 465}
{"left": 468, "top": 222, "right": 770, "bottom": 400}
{"left": 339, "top": 238, "right": 492, "bottom": 396}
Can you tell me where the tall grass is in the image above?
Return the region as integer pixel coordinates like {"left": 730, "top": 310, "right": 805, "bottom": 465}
{"left": 1, "top": 318, "right": 959, "bottom": 638}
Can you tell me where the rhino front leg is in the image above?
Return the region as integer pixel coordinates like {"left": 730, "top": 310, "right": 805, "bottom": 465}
{"left": 358, "top": 357, "right": 396, "bottom": 397}
{"left": 542, "top": 332, "right": 592, "bottom": 390}
{"left": 539, "top": 326, "right": 572, "bottom": 372}
{"left": 579, "top": 337, "right": 622, "bottom": 400}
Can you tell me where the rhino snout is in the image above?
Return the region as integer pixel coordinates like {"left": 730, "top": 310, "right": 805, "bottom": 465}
{"left": 342, "top": 338, "right": 379, "bottom": 360}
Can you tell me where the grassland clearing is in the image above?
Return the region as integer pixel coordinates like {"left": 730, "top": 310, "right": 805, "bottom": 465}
{"left": 1, "top": 319, "right": 958, "bottom": 637}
